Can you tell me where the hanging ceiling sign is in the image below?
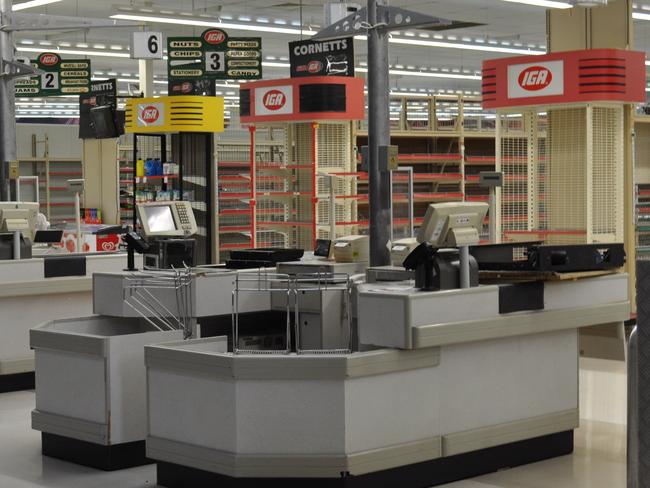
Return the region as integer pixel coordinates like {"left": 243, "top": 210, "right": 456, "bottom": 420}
{"left": 167, "top": 28, "right": 262, "bottom": 90}
{"left": 289, "top": 37, "right": 354, "bottom": 78}
{"left": 15, "top": 52, "right": 91, "bottom": 98}
{"left": 482, "top": 48, "right": 646, "bottom": 109}
{"left": 79, "top": 79, "right": 117, "bottom": 139}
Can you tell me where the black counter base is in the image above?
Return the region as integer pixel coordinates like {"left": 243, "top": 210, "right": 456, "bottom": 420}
{"left": 42, "top": 433, "right": 152, "bottom": 471}
{"left": 157, "top": 430, "right": 574, "bottom": 488}
{"left": 0, "top": 372, "right": 35, "bottom": 393}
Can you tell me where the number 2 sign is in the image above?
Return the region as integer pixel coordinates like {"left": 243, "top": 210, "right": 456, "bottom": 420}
{"left": 130, "top": 32, "right": 164, "bottom": 60}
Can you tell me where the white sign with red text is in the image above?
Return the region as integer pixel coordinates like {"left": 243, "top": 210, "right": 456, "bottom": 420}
{"left": 137, "top": 102, "right": 165, "bottom": 127}
{"left": 255, "top": 85, "right": 293, "bottom": 116}
{"left": 507, "top": 60, "right": 564, "bottom": 99}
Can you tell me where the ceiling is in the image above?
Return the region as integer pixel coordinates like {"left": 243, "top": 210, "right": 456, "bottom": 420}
{"left": 9, "top": 0, "right": 650, "bottom": 113}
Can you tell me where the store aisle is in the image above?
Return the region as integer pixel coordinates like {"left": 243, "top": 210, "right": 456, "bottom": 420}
{"left": 0, "top": 358, "right": 627, "bottom": 488}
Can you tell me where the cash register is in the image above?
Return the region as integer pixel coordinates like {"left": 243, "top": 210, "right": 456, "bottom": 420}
{"left": 403, "top": 202, "right": 488, "bottom": 291}
{"left": 135, "top": 201, "right": 198, "bottom": 269}
{"left": 0, "top": 202, "right": 39, "bottom": 260}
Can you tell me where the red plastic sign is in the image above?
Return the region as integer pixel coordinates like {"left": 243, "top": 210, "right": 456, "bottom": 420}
{"left": 483, "top": 48, "right": 646, "bottom": 109}
{"left": 141, "top": 106, "right": 160, "bottom": 124}
{"left": 518, "top": 66, "right": 552, "bottom": 91}
{"left": 39, "top": 53, "right": 59, "bottom": 66}
{"left": 203, "top": 29, "right": 226, "bottom": 45}
{"left": 262, "top": 90, "right": 286, "bottom": 111}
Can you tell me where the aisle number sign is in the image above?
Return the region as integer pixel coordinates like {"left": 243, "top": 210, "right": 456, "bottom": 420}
{"left": 167, "top": 28, "right": 262, "bottom": 82}
{"left": 130, "top": 32, "right": 164, "bottom": 60}
{"left": 15, "top": 52, "right": 91, "bottom": 97}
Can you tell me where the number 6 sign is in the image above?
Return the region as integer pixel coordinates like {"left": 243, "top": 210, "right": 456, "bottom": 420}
{"left": 130, "top": 32, "right": 164, "bottom": 60}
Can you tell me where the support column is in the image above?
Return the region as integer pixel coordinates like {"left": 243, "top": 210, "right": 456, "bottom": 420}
{"left": 138, "top": 59, "right": 154, "bottom": 97}
{"left": 0, "top": 0, "right": 16, "bottom": 201}
{"left": 548, "top": 0, "right": 636, "bottom": 311}
{"left": 367, "top": 0, "right": 391, "bottom": 266}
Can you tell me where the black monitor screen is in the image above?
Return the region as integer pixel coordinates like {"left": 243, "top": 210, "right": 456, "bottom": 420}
{"left": 299, "top": 84, "right": 346, "bottom": 113}
{"left": 90, "top": 105, "right": 118, "bottom": 139}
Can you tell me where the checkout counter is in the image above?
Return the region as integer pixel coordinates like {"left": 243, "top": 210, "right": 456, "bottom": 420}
{"left": 0, "top": 202, "right": 139, "bottom": 392}
{"left": 29, "top": 202, "right": 629, "bottom": 486}
{"left": 140, "top": 202, "right": 629, "bottom": 487}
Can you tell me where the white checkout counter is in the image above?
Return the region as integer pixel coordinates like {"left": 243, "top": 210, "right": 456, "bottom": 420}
{"left": 0, "top": 252, "right": 139, "bottom": 392}
{"left": 141, "top": 272, "right": 628, "bottom": 487}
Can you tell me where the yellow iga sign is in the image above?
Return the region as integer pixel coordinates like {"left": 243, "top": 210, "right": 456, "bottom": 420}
{"left": 125, "top": 96, "right": 225, "bottom": 133}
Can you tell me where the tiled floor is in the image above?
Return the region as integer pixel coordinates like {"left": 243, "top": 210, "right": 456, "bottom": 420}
{"left": 0, "top": 358, "right": 627, "bottom": 488}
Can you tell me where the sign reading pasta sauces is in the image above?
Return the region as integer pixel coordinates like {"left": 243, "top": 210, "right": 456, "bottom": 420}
{"left": 167, "top": 28, "right": 262, "bottom": 90}
{"left": 289, "top": 37, "right": 354, "bottom": 78}
{"left": 15, "top": 52, "right": 91, "bottom": 97}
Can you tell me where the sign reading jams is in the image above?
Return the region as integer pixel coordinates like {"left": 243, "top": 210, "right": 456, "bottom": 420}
{"left": 289, "top": 37, "right": 354, "bottom": 78}
{"left": 167, "top": 28, "right": 262, "bottom": 94}
{"left": 15, "top": 52, "right": 91, "bottom": 97}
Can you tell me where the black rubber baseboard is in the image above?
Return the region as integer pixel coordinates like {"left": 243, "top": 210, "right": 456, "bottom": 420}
{"left": 0, "top": 372, "right": 35, "bottom": 393}
{"left": 42, "top": 433, "right": 153, "bottom": 471}
{"left": 157, "top": 430, "right": 574, "bottom": 488}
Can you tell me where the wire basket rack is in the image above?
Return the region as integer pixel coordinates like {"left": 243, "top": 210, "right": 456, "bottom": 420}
{"left": 232, "top": 270, "right": 353, "bottom": 355}
{"left": 123, "top": 267, "right": 194, "bottom": 339}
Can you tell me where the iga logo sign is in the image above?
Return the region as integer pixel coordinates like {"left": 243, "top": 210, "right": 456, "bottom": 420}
{"left": 38, "top": 53, "right": 59, "bottom": 66}
{"left": 141, "top": 106, "right": 159, "bottom": 123}
{"left": 202, "top": 29, "right": 227, "bottom": 45}
{"left": 297, "top": 60, "right": 323, "bottom": 74}
{"left": 256, "top": 85, "right": 293, "bottom": 116}
{"left": 137, "top": 102, "right": 165, "bottom": 127}
{"left": 508, "top": 60, "right": 564, "bottom": 100}
{"left": 518, "top": 66, "right": 552, "bottom": 91}
{"left": 262, "top": 90, "right": 286, "bottom": 111}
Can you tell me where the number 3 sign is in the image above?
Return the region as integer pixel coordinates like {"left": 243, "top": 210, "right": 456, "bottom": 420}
{"left": 130, "top": 32, "right": 164, "bottom": 60}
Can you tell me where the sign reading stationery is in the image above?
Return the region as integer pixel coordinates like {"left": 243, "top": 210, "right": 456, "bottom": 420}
{"left": 15, "top": 52, "right": 91, "bottom": 97}
{"left": 167, "top": 28, "right": 262, "bottom": 90}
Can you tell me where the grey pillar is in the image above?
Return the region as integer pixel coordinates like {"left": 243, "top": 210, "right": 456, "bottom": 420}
{"left": 367, "top": 0, "right": 391, "bottom": 266}
{"left": 0, "top": 0, "right": 15, "bottom": 201}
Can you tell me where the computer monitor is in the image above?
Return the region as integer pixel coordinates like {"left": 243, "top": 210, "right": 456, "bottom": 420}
{"left": 417, "top": 202, "right": 488, "bottom": 248}
{"left": 0, "top": 202, "right": 39, "bottom": 241}
{"left": 136, "top": 201, "right": 198, "bottom": 237}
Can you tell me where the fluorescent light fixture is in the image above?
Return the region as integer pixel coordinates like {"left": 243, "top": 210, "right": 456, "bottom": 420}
{"left": 633, "top": 11, "right": 650, "bottom": 20}
{"left": 499, "top": 0, "right": 572, "bottom": 8}
{"left": 13, "top": 0, "right": 61, "bottom": 11}
{"left": 111, "top": 8, "right": 545, "bottom": 56}
{"left": 17, "top": 46, "right": 131, "bottom": 58}
{"left": 388, "top": 36, "right": 545, "bottom": 55}
{"left": 111, "top": 10, "right": 318, "bottom": 36}
{"left": 357, "top": 67, "right": 480, "bottom": 80}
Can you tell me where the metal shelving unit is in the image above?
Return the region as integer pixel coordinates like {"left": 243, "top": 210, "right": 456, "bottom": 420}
{"left": 18, "top": 134, "right": 82, "bottom": 225}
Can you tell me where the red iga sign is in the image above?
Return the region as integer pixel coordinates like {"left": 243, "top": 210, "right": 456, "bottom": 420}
{"left": 141, "top": 106, "right": 160, "bottom": 124}
{"left": 518, "top": 66, "right": 552, "bottom": 91}
{"left": 482, "top": 49, "right": 646, "bottom": 109}
{"left": 262, "top": 90, "right": 287, "bottom": 111}
{"left": 241, "top": 76, "right": 365, "bottom": 123}
{"left": 38, "top": 53, "right": 59, "bottom": 66}
{"left": 202, "top": 29, "right": 227, "bottom": 45}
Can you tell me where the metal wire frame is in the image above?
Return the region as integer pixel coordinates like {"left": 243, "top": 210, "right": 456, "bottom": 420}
{"left": 293, "top": 272, "right": 353, "bottom": 355}
{"left": 123, "top": 267, "right": 194, "bottom": 339}
{"left": 231, "top": 270, "right": 353, "bottom": 355}
{"left": 232, "top": 269, "right": 293, "bottom": 355}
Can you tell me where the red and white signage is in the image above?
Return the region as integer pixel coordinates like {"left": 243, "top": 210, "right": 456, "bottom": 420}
{"left": 483, "top": 49, "right": 646, "bottom": 109}
{"left": 137, "top": 102, "right": 165, "bottom": 127}
{"left": 508, "top": 60, "right": 564, "bottom": 99}
{"left": 240, "top": 76, "right": 365, "bottom": 123}
{"left": 39, "top": 53, "right": 60, "bottom": 66}
{"left": 255, "top": 85, "right": 293, "bottom": 116}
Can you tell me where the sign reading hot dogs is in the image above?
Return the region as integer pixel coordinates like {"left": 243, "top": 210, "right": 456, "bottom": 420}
{"left": 289, "top": 37, "right": 354, "bottom": 78}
